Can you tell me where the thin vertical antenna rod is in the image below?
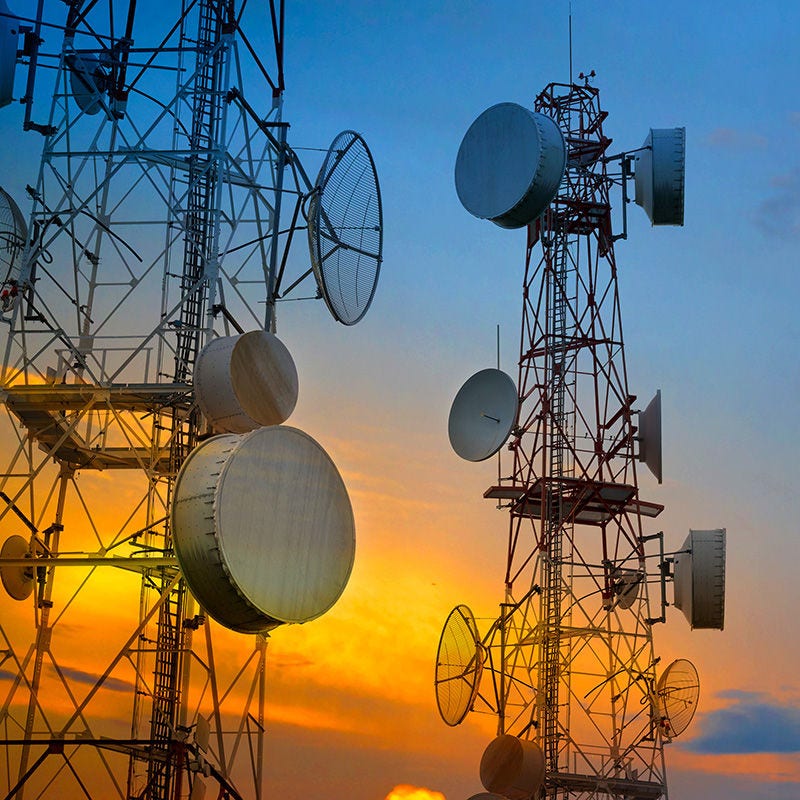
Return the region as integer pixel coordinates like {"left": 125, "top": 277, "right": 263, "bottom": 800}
{"left": 568, "top": 1, "right": 574, "bottom": 85}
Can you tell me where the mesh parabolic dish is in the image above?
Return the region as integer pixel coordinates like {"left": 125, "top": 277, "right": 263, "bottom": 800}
{"left": 307, "top": 130, "right": 383, "bottom": 325}
{"left": 0, "top": 185, "right": 26, "bottom": 281}
{"left": 656, "top": 658, "right": 700, "bottom": 738}
{"left": 435, "top": 604, "right": 484, "bottom": 726}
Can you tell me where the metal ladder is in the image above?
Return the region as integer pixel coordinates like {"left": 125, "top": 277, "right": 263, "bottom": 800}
{"left": 541, "top": 226, "right": 576, "bottom": 774}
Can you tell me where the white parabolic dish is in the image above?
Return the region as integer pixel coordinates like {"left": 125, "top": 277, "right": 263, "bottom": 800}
{"left": 449, "top": 368, "right": 518, "bottom": 462}
{"left": 455, "top": 102, "right": 566, "bottom": 229}
{"left": 171, "top": 426, "right": 355, "bottom": 633}
{"left": 194, "top": 330, "right": 298, "bottom": 433}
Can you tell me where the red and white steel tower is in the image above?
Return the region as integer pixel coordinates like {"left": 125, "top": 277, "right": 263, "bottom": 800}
{"left": 438, "top": 76, "right": 724, "bottom": 800}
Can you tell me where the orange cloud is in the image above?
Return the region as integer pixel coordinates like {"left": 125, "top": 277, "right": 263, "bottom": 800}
{"left": 670, "top": 750, "right": 800, "bottom": 783}
{"left": 384, "top": 785, "right": 446, "bottom": 800}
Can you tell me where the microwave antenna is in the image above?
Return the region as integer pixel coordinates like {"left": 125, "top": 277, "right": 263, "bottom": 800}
{"left": 439, "top": 76, "right": 724, "bottom": 800}
{"left": 0, "top": 2, "right": 383, "bottom": 799}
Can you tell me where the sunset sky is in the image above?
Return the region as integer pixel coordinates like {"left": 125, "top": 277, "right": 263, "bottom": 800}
{"left": 0, "top": 1, "right": 798, "bottom": 799}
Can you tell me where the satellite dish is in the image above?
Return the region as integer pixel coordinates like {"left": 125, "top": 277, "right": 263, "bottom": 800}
{"left": 656, "top": 658, "right": 700, "bottom": 739}
{"left": 0, "top": 534, "right": 36, "bottom": 601}
{"left": 194, "top": 331, "right": 298, "bottom": 433}
{"left": 637, "top": 389, "right": 662, "bottom": 483}
{"left": 455, "top": 102, "right": 566, "bottom": 229}
{"left": 435, "top": 604, "right": 484, "bottom": 726}
{"left": 0, "top": 1, "right": 19, "bottom": 109}
{"left": 467, "top": 795, "right": 507, "bottom": 800}
{"left": 479, "top": 735, "right": 545, "bottom": 800}
{"left": 672, "top": 528, "right": 726, "bottom": 630}
{"left": 0, "top": 185, "right": 27, "bottom": 280}
{"left": 171, "top": 426, "right": 355, "bottom": 633}
{"left": 611, "top": 568, "right": 643, "bottom": 610}
{"left": 634, "top": 128, "right": 685, "bottom": 226}
{"left": 307, "top": 130, "right": 383, "bottom": 325}
{"left": 67, "top": 52, "right": 108, "bottom": 115}
{"left": 449, "top": 368, "right": 518, "bottom": 462}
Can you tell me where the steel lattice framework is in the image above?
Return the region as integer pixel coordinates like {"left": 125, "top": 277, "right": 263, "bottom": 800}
{"left": 0, "top": 2, "right": 324, "bottom": 798}
{"left": 473, "top": 81, "right": 669, "bottom": 799}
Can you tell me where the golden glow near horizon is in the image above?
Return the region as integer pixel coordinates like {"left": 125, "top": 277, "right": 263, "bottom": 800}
{"left": 385, "top": 786, "right": 446, "bottom": 800}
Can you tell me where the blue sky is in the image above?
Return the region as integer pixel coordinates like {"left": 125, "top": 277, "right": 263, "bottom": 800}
{"left": 0, "top": 2, "right": 797, "bottom": 799}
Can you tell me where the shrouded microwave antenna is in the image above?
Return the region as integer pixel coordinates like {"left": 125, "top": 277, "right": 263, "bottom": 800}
{"left": 656, "top": 658, "right": 700, "bottom": 738}
{"left": 673, "top": 528, "right": 726, "bottom": 630}
{"left": 194, "top": 330, "right": 299, "bottom": 433}
{"left": 67, "top": 52, "right": 108, "bottom": 116}
{"left": 449, "top": 368, "right": 518, "bottom": 462}
{"left": 0, "top": 185, "right": 27, "bottom": 279}
{"left": 435, "top": 604, "right": 484, "bottom": 726}
{"left": 637, "top": 389, "right": 663, "bottom": 483}
{"left": 0, "top": 0, "right": 19, "bottom": 108}
{"left": 634, "top": 128, "right": 686, "bottom": 226}
{"left": 171, "top": 426, "right": 355, "bottom": 634}
{"left": 480, "top": 734, "right": 545, "bottom": 800}
{"left": 0, "top": 535, "right": 36, "bottom": 601}
{"left": 307, "top": 130, "right": 383, "bottom": 325}
{"left": 455, "top": 102, "right": 567, "bottom": 229}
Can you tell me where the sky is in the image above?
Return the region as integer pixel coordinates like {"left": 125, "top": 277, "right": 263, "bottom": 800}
{"left": 0, "top": 1, "right": 798, "bottom": 799}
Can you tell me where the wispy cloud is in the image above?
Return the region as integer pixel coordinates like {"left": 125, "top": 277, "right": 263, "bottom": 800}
{"left": 687, "top": 695, "right": 800, "bottom": 754}
{"left": 754, "top": 168, "right": 800, "bottom": 237}
{"left": 705, "top": 127, "right": 768, "bottom": 149}
{"left": 54, "top": 664, "right": 134, "bottom": 693}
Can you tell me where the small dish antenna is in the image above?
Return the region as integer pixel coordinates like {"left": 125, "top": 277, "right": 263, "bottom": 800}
{"left": 0, "top": 185, "right": 27, "bottom": 279}
{"left": 67, "top": 51, "right": 108, "bottom": 116}
{"left": 455, "top": 102, "right": 566, "bottom": 229}
{"left": 449, "top": 368, "right": 518, "bottom": 462}
{"left": 637, "top": 389, "right": 662, "bottom": 483}
{"left": 171, "top": 426, "right": 355, "bottom": 633}
{"left": 672, "top": 528, "right": 726, "bottom": 630}
{"left": 194, "top": 331, "right": 299, "bottom": 433}
{"left": 0, "top": 534, "right": 36, "bottom": 601}
{"left": 634, "top": 128, "right": 686, "bottom": 226}
{"left": 307, "top": 130, "right": 383, "bottom": 325}
{"left": 656, "top": 658, "right": 700, "bottom": 739}
{"left": 435, "top": 604, "right": 484, "bottom": 726}
{"left": 479, "top": 734, "right": 545, "bottom": 800}
{"left": 0, "top": 1, "right": 20, "bottom": 109}
{"left": 611, "top": 568, "right": 643, "bottom": 610}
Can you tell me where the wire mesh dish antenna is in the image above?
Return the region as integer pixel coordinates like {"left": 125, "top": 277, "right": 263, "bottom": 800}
{"left": 435, "top": 604, "right": 484, "bottom": 726}
{"left": 656, "top": 658, "right": 700, "bottom": 737}
{"left": 0, "top": 186, "right": 26, "bottom": 281}
{"left": 308, "top": 130, "right": 383, "bottom": 325}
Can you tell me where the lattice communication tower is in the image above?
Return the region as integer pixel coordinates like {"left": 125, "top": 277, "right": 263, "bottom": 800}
{"left": 0, "top": 2, "right": 382, "bottom": 799}
{"left": 437, "top": 76, "right": 725, "bottom": 800}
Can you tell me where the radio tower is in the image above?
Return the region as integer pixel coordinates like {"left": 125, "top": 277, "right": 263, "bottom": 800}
{"left": 438, "top": 75, "right": 724, "bottom": 800}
